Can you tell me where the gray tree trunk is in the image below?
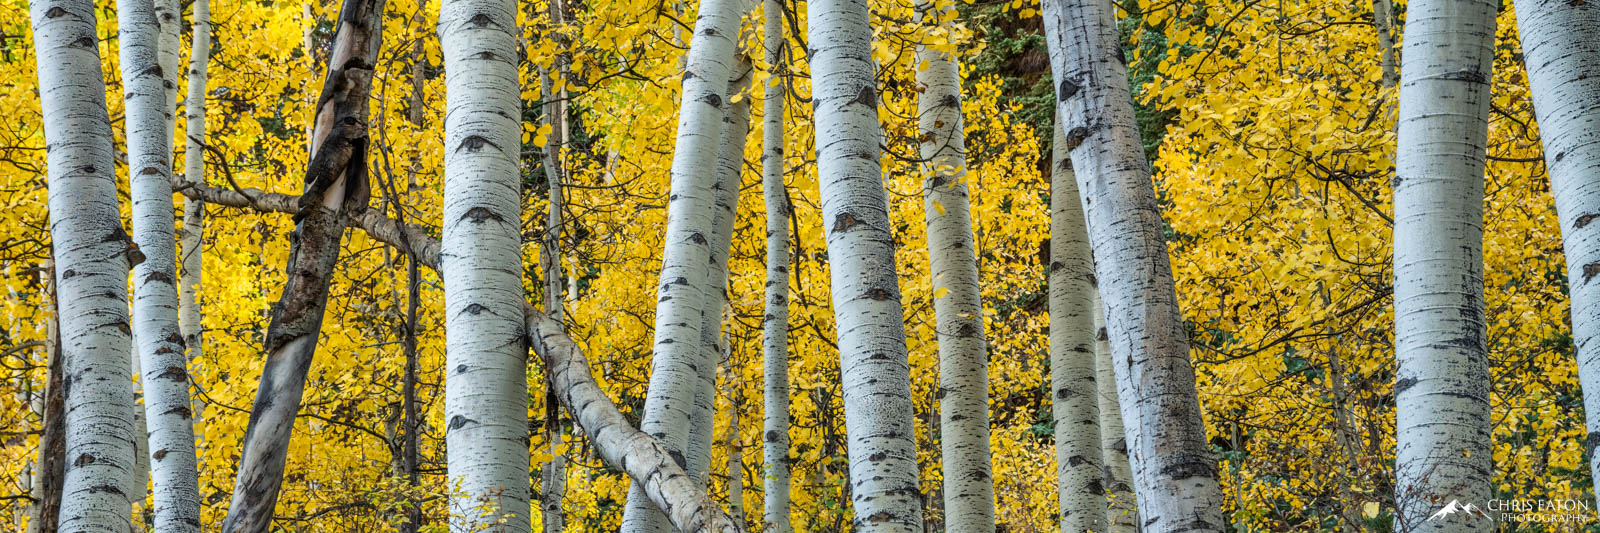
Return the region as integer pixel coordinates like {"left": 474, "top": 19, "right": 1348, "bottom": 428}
{"left": 31, "top": 0, "right": 140, "bottom": 528}
{"left": 807, "top": 0, "right": 923, "bottom": 526}
{"left": 1039, "top": 0, "right": 1226, "bottom": 529}
{"left": 759, "top": 0, "right": 793, "bottom": 526}
{"left": 1390, "top": 0, "right": 1495, "bottom": 530}
{"left": 118, "top": 0, "right": 202, "bottom": 527}
{"left": 1515, "top": 0, "right": 1600, "bottom": 512}
{"left": 219, "top": 0, "right": 384, "bottom": 529}
{"left": 1047, "top": 118, "right": 1106, "bottom": 533}
{"left": 621, "top": 0, "right": 742, "bottom": 527}
{"left": 1094, "top": 291, "right": 1137, "bottom": 532}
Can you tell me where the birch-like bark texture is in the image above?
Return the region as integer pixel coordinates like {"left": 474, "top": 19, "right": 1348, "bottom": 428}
{"left": 1094, "top": 292, "right": 1137, "bottom": 532}
{"left": 31, "top": 0, "right": 140, "bottom": 528}
{"left": 1371, "top": 0, "right": 1398, "bottom": 89}
{"left": 622, "top": 0, "right": 742, "bottom": 527}
{"left": 1516, "top": 0, "right": 1600, "bottom": 509}
{"left": 722, "top": 336, "right": 747, "bottom": 530}
{"left": 689, "top": 61, "right": 755, "bottom": 484}
{"left": 177, "top": 0, "right": 211, "bottom": 448}
{"left": 1047, "top": 119, "right": 1105, "bottom": 533}
{"left": 167, "top": 176, "right": 748, "bottom": 532}
{"left": 118, "top": 0, "right": 201, "bottom": 527}
{"left": 155, "top": 0, "right": 179, "bottom": 132}
{"left": 220, "top": 0, "right": 383, "bottom": 529}
{"left": 438, "top": 0, "right": 530, "bottom": 529}
{"left": 759, "top": 0, "right": 793, "bottom": 527}
{"left": 914, "top": 5, "right": 994, "bottom": 531}
{"left": 808, "top": 0, "right": 923, "bottom": 527}
{"left": 1039, "top": 0, "right": 1226, "bottom": 529}
{"left": 1390, "top": 0, "right": 1494, "bottom": 530}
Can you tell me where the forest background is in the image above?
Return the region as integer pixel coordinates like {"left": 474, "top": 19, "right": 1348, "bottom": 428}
{"left": 0, "top": 0, "right": 1584, "bottom": 529}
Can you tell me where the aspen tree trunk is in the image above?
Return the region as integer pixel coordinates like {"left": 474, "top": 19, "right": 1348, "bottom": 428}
{"left": 31, "top": 0, "right": 141, "bottom": 528}
{"left": 1390, "top": 0, "right": 1495, "bottom": 530}
{"left": 913, "top": 4, "right": 994, "bottom": 531}
{"left": 155, "top": 0, "right": 179, "bottom": 129}
{"left": 808, "top": 0, "right": 923, "bottom": 527}
{"left": 722, "top": 336, "right": 747, "bottom": 530}
{"left": 759, "top": 0, "right": 793, "bottom": 527}
{"left": 437, "top": 0, "right": 530, "bottom": 529}
{"left": 538, "top": 70, "right": 569, "bottom": 533}
{"left": 1039, "top": 0, "right": 1226, "bottom": 529}
{"left": 119, "top": 0, "right": 202, "bottom": 527}
{"left": 1372, "top": 0, "right": 1398, "bottom": 88}
{"left": 27, "top": 262, "right": 65, "bottom": 533}
{"left": 689, "top": 61, "right": 755, "bottom": 484}
{"left": 1046, "top": 119, "right": 1106, "bottom": 533}
{"left": 621, "top": 0, "right": 742, "bottom": 527}
{"left": 177, "top": 0, "right": 211, "bottom": 452}
{"left": 1515, "top": 0, "right": 1600, "bottom": 510}
{"left": 220, "top": 0, "right": 383, "bottom": 529}
{"left": 538, "top": 0, "right": 570, "bottom": 528}
{"left": 1094, "top": 292, "right": 1137, "bottom": 532}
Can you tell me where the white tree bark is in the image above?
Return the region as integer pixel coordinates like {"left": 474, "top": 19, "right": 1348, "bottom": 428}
{"left": 538, "top": 1, "right": 570, "bottom": 528}
{"left": 759, "top": 0, "right": 793, "bottom": 527}
{"left": 1516, "top": 0, "right": 1600, "bottom": 511}
{"left": 31, "top": 0, "right": 140, "bottom": 528}
{"left": 915, "top": 6, "right": 995, "bottom": 532}
{"left": 807, "top": 0, "right": 923, "bottom": 527}
{"left": 1047, "top": 119, "right": 1105, "bottom": 533}
{"left": 119, "top": 0, "right": 202, "bottom": 528}
{"left": 438, "top": 0, "right": 529, "bottom": 529}
{"left": 1094, "top": 292, "right": 1137, "bottom": 532}
{"left": 1039, "top": 0, "right": 1226, "bottom": 529}
{"left": 1390, "top": 0, "right": 1495, "bottom": 530}
{"left": 689, "top": 60, "right": 755, "bottom": 485}
{"left": 622, "top": 0, "right": 741, "bottom": 527}
{"left": 177, "top": 0, "right": 211, "bottom": 451}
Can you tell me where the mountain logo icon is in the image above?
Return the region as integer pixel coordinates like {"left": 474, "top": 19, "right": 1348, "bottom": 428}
{"left": 1426, "top": 499, "right": 1489, "bottom": 521}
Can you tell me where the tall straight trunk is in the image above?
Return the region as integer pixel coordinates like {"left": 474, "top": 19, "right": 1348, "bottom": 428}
{"left": 1047, "top": 119, "right": 1105, "bottom": 533}
{"left": 689, "top": 60, "right": 754, "bottom": 485}
{"left": 177, "top": 0, "right": 211, "bottom": 457}
{"left": 759, "top": 0, "right": 793, "bottom": 528}
{"left": 1094, "top": 292, "right": 1137, "bottom": 532}
{"left": 1390, "top": 0, "right": 1495, "bottom": 530}
{"left": 1039, "top": 0, "right": 1226, "bottom": 529}
{"left": 220, "top": 0, "right": 383, "bottom": 529}
{"left": 31, "top": 0, "right": 141, "bottom": 528}
{"left": 538, "top": 0, "right": 570, "bottom": 528}
{"left": 437, "top": 0, "right": 530, "bottom": 529}
{"left": 1372, "top": 0, "right": 1398, "bottom": 88}
{"left": 155, "top": 0, "right": 179, "bottom": 131}
{"left": 914, "top": 5, "right": 994, "bottom": 531}
{"left": 722, "top": 336, "right": 747, "bottom": 530}
{"left": 621, "top": 0, "right": 741, "bottom": 527}
{"left": 27, "top": 260, "right": 65, "bottom": 533}
{"left": 119, "top": 0, "right": 202, "bottom": 528}
{"left": 1516, "top": 0, "right": 1600, "bottom": 511}
{"left": 807, "top": 0, "right": 923, "bottom": 527}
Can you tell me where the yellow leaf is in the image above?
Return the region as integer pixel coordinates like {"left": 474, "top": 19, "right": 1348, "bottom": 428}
{"left": 934, "top": 287, "right": 950, "bottom": 298}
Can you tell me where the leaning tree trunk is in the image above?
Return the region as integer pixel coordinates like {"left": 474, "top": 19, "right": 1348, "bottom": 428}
{"left": 167, "top": 174, "right": 749, "bottom": 532}
{"left": 438, "top": 0, "right": 531, "bottom": 529}
{"left": 219, "top": 0, "right": 383, "bottom": 530}
{"left": 807, "top": 0, "right": 924, "bottom": 527}
{"left": 31, "top": 0, "right": 141, "bottom": 528}
{"left": 118, "top": 0, "right": 202, "bottom": 528}
{"left": 1038, "top": 0, "right": 1226, "bottom": 529}
{"left": 537, "top": 0, "right": 570, "bottom": 526}
{"left": 621, "top": 0, "right": 742, "bottom": 527}
{"left": 1047, "top": 118, "right": 1106, "bottom": 533}
{"left": 914, "top": 4, "right": 995, "bottom": 531}
{"left": 1390, "top": 0, "right": 1495, "bottom": 530}
{"left": 759, "top": 0, "right": 793, "bottom": 527}
{"left": 688, "top": 60, "right": 755, "bottom": 484}
{"left": 1516, "top": 0, "right": 1600, "bottom": 511}
{"left": 1094, "top": 291, "right": 1137, "bottom": 532}
{"left": 177, "top": 0, "right": 211, "bottom": 457}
